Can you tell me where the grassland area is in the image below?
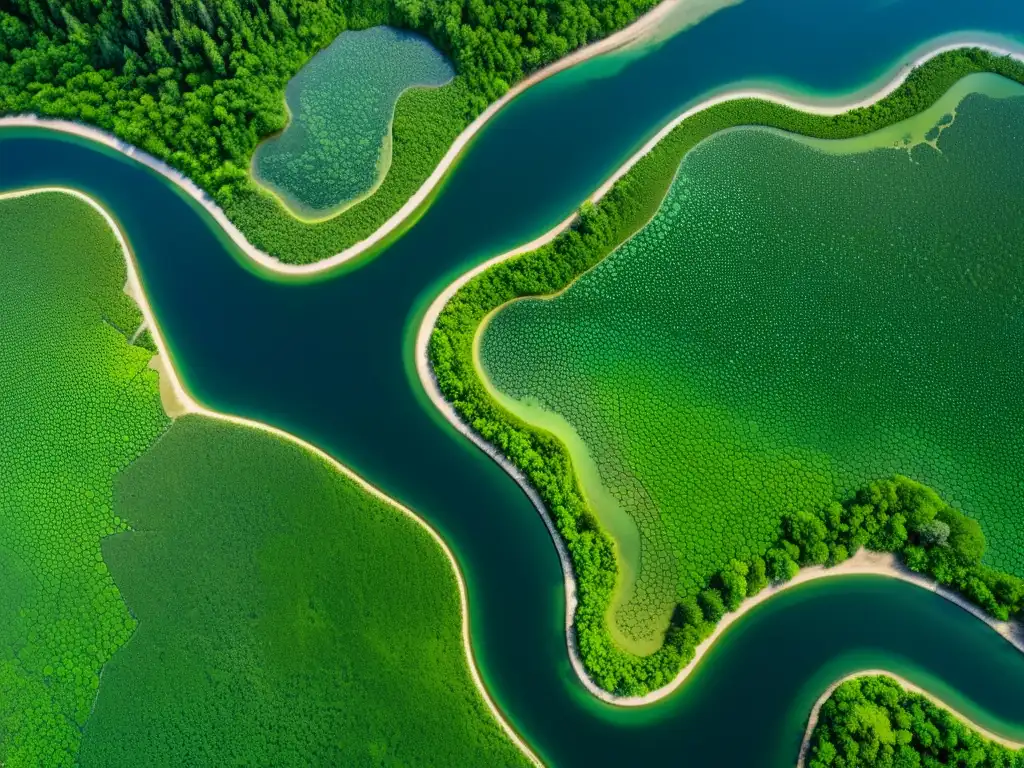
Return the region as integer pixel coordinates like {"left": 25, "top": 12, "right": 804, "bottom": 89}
{"left": 0, "top": 190, "right": 528, "bottom": 766}
{"left": 251, "top": 26, "right": 454, "bottom": 219}
{"left": 429, "top": 48, "right": 1024, "bottom": 695}
{"left": 0, "top": 191, "right": 169, "bottom": 765}
{"left": 807, "top": 676, "right": 1024, "bottom": 768}
{"left": 79, "top": 416, "right": 530, "bottom": 767}
{"left": 0, "top": 0, "right": 661, "bottom": 264}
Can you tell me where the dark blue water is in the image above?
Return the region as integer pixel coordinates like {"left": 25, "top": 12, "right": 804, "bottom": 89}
{"left": 4, "top": 0, "right": 1024, "bottom": 764}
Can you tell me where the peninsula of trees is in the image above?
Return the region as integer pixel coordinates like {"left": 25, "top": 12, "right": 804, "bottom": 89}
{"left": 807, "top": 676, "right": 1024, "bottom": 768}
{"left": 429, "top": 47, "right": 1024, "bottom": 696}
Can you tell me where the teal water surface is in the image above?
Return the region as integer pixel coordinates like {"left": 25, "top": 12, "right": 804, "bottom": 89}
{"left": 4, "top": 0, "right": 1024, "bottom": 763}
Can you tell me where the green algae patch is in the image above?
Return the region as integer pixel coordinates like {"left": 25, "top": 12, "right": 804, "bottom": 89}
{"left": 0, "top": 192, "right": 170, "bottom": 765}
{"left": 252, "top": 27, "right": 454, "bottom": 219}
{"left": 79, "top": 416, "right": 530, "bottom": 767}
{"left": 479, "top": 90, "right": 1024, "bottom": 650}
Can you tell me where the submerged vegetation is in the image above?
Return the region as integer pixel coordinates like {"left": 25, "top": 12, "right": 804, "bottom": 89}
{"left": 807, "top": 676, "right": 1024, "bottom": 768}
{"left": 251, "top": 26, "right": 454, "bottom": 217}
{"left": 0, "top": 0, "right": 661, "bottom": 263}
{"left": 429, "top": 48, "right": 1024, "bottom": 695}
{"left": 0, "top": 190, "right": 526, "bottom": 765}
{"left": 0, "top": 192, "right": 169, "bottom": 764}
{"left": 80, "top": 416, "right": 530, "bottom": 767}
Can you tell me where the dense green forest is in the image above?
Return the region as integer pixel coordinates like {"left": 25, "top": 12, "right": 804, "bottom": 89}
{"left": 0, "top": 0, "right": 658, "bottom": 262}
{"left": 430, "top": 48, "right": 1024, "bottom": 695}
{"left": 807, "top": 676, "right": 1024, "bottom": 767}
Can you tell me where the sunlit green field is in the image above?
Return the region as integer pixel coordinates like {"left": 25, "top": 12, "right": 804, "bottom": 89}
{"left": 252, "top": 26, "right": 454, "bottom": 218}
{"left": 0, "top": 192, "right": 169, "bottom": 764}
{"left": 80, "top": 416, "right": 528, "bottom": 767}
{"left": 0, "top": 191, "right": 526, "bottom": 767}
{"left": 480, "top": 85, "right": 1024, "bottom": 650}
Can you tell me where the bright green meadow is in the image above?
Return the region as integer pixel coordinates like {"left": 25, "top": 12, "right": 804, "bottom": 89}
{"left": 79, "top": 416, "right": 528, "bottom": 767}
{"left": 479, "top": 83, "right": 1024, "bottom": 650}
{"left": 0, "top": 191, "right": 525, "bottom": 766}
{"left": 252, "top": 27, "right": 454, "bottom": 218}
{"left": 0, "top": 192, "right": 169, "bottom": 765}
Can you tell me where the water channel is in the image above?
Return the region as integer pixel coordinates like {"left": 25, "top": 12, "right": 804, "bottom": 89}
{"left": 3, "top": 0, "right": 1024, "bottom": 763}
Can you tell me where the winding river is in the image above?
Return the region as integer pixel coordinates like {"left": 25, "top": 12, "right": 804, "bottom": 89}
{"left": 4, "top": 0, "right": 1024, "bottom": 763}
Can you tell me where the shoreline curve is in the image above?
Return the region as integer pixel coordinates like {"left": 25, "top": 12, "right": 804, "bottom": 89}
{"left": 3, "top": 21, "right": 1016, "bottom": 275}
{"left": 414, "top": 39, "right": 1024, "bottom": 707}
{"left": 0, "top": 0, "right": 689, "bottom": 276}
{"left": 797, "top": 670, "right": 1024, "bottom": 767}
{"left": 0, "top": 186, "right": 544, "bottom": 768}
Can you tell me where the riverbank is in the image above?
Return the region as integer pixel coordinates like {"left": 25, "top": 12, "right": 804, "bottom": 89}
{"left": 416, "top": 218, "right": 1024, "bottom": 710}
{"left": 419, "top": 43, "right": 1024, "bottom": 704}
{"left": 0, "top": 186, "right": 543, "bottom": 768}
{"left": 0, "top": 0, "right": 694, "bottom": 276}
{"left": 798, "top": 671, "right": 1024, "bottom": 767}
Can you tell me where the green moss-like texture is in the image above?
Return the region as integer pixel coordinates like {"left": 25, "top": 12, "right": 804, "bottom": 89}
{"left": 0, "top": 192, "right": 169, "bottom": 765}
{"left": 78, "top": 416, "right": 530, "bottom": 767}
{"left": 430, "top": 48, "right": 1024, "bottom": 695}
{"left": 252, "top": 26, "right": 454, "bottom": 217}
{"left": 481, "top": 88, "right": 1024, "bottom": 644}
{"left": 807, "top": 676, "right": 1024, "bottom": 768}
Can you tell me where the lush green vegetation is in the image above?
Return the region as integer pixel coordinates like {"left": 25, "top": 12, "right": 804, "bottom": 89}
{"left": 0, "top": 192, "right": 169, "bottom": 765}
{"left": 0, "top": 190, "right": 526, "bottom": 765}
{"left": 0, "top": 0, "right": 660, "bottom": 263}
{"left": 480, "top": 71, "right": 1024, "bottom": 646}
{"left": 79, "top": 415, "right": 530, "bottom": 766}
{"left": 807, "top": 676, "right": 1024, "bottom": 767}
{"left": 429, "top": 48, "right": 1024, "bottom": 695}
{"left": 251, "top": 26, "right": 453, "bottom": 217}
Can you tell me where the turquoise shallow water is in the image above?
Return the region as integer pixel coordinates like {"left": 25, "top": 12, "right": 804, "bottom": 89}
{"left": 4, "top": 0, "right": 1024, "bottom": 763}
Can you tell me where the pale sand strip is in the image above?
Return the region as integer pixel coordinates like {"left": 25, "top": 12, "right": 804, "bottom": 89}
{"left": 414, "top": 39, "right": 1024, "bottom": 707}
{"left": 6, "top": 17, "right": 1017, "bottom": 275}
{"left": 0, "top": 186, "right": 543, "bottom": 768}
{"left": 0, "top": 0, "right": 693, "bottom": 276}
{"left": 797, "top": 670, "right": 1024, "bottom": 767}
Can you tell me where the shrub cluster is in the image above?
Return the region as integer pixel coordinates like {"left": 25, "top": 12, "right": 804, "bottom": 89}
{"left": 808, "top": 675, "right": 1024, "bottom": 768}
{"left": 430, "top": 48, "right": 1024, "bottom": 695}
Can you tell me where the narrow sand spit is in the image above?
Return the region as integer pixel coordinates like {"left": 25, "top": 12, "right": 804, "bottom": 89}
{"left": 0, "top": 186, "right": 544, "bottom": 768}
{"left": 414, "top": 39, "right": 1024, "bottom": 707}
{"left": 797, "top": 670, "right": 1024, "bottom": 767}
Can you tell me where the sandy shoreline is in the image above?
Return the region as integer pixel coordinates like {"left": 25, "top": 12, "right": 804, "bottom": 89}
{"left": 798, "top": 670, "right": 1024, "bottom": 767}
{"left": 5, "top": 15, "right": 1019, "bottom": 276}
{"left": 414, "top": 38, "right": 1024, "bottom": 708}
{"left": 0, "top": 0, "right": 689, "bottom": 276}
{"left": 0, "top": 186, "right": 544, "bottom": 768}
